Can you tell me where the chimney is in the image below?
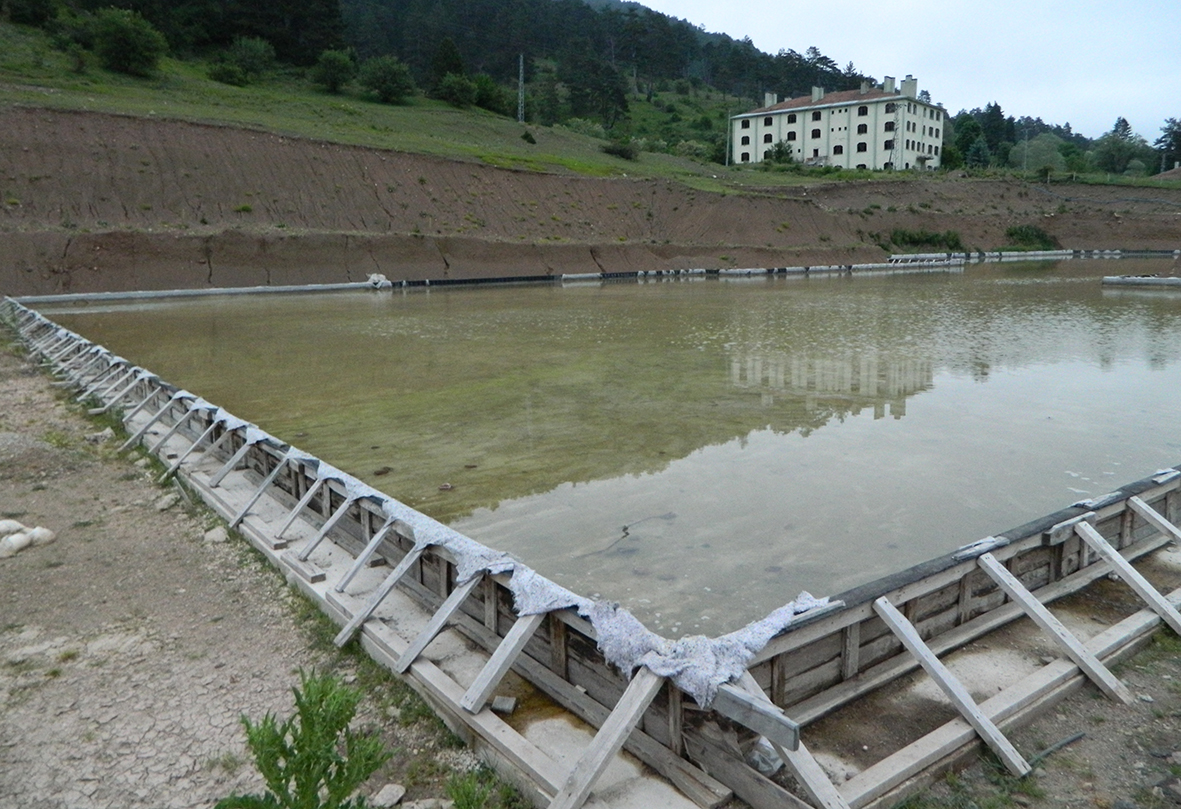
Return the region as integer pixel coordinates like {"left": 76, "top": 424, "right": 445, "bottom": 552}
{"left": 764, "top": 91, "right": 777, "bottom": 107}
{"left": 901, "top": 75, "right": 918, "bottom": 99}
{"left": 811, "top": 86, "right": 824, "bottom": 102}
{"left": 883, "top": 76, "right": 896, "bottom": 94}
{"left": 860, "top": 81, "right": 870, "bottom": 94}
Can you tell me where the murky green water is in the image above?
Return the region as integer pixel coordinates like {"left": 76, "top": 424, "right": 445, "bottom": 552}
{"left": 40, "top": 260, "right": 1181, "bottom": 633}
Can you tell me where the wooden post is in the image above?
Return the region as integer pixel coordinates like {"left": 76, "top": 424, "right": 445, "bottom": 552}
{"left": 977, "top": 553, "right": 1132, "bottom": 704}
{"left": 713, "top": 684, "right": 799, "bottom": 752}
{"left": 395, "top": 574, "right": 484, "bottom": 673}
{"left": 484, "top": 577, "right": 499, "bottom": 633}
{"left": 550, "top": 615, "right": 568, "bottom": 679}
{"left": 1075, "top": 522, "right": 1181, "bottom": 635}
{"left": 333, "top": 545, "right": 428, "bottom": 647}
{"left": 547, "top": 667, "right": 665, "bottom": 809}
{"left": 1128, "top": 496, "right": 1181, "bottom": 543}
{"left": 461, "top": 612, "right": 547, "bottom": 714}
{"left": 841, "top": 623, "right": 860, "bottom": 681}
{"left": 873, "top": 596, "right": 1031, "bottom": 777}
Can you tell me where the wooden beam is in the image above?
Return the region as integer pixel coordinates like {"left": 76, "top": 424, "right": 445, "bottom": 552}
{"left": 1128, "top": 495, "right": 1181, "bottom": 543}
{"left": 737, "top": 672, "right": 848, "bottom": 809}
{"left": 1075, "top": 522, "right": 1181, "bottom": 635}
{"left": 873, "top": 597, "right": 1030, "bottom": 777}
{"left": 296, "top": 496, "right": 356, "bottom": 562}
{"left": 208, "top": 440, "right": 254, "bottom": 488}
{"left": 334, "top": 517, "right": 398, "bottom": 592}
{"left": 547, "top": 666, "right": 665, "bottom": 809}
{"left": 461, "top": 612, "right": 547, "bottom": 714}
{"left": 713, "top": 684, "right": 800, "bottom": 752}
{"left": 159, "top": 421, "right": 219, "bottom": 483}
{"left": 229, "top": 452, "right": 293, "bottom": 529}
{"left": 275, "top": 478, "right": 324, "bottom": 538}
{"left": 333, "top": 545, "right": 428, "bottom": 647}
{"left": 841, "top": 623, "right": 860, "bottom": 681}
{"left": 395, "top": 574, "right": 484, "bottom": 673}
{"left": 977, "top": 553, "right": 1132, "bottom": 704}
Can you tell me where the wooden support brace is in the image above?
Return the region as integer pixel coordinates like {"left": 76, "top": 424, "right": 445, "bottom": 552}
{"left": 76, "top": 363, "right": 123, "bottom": 401}
{"left": 121, "top": 388, "right": 159, "bottom": 426}
{"left": 208, "top": 441, "right": 254, "bottom": 488}
{"left": 735, "top": 672, "right": 848, "bottom": 809}
{"left": 147, "top": 407, "right": 198, "bottom": 455}
{"left": 977, "top": 553, "right": 1132, "bottom": 704}
{"left": 162, "top": 422, "right": 221, "bottom": 484}
{"left": 275, "top": 478, "right": 323, "bottom": 538}
{"left": 296, "top": 496, "right": 356, "bottom": 562}
{"left": 713, "top": 683, "right": 800, "bottom": 752}
{"left": 86, "top": 365, "right": 134, "bottom": 403}
{"left": 333, "top": 545, "right": 428, "bottom": 647}
{"left": 873, "top": 596, "right": 1031, "bottom": 777}
{"left": 281, "top": 551, "right": 326, "bottom": 583}
{"left": 1128, "top": 496, "right": 1181, "bottom": 544}
{"left": 89, "top": 373, "right": 144, "bottom": 415}
{"left": 461, "top": 612, "right": 547, "bottom": 714}
{"left": 119, "top": 397, "right": 182, "bottom": 452}
{"left": 547, "top": 666, "right": 665, "bottom": 809}
{"left": 1075, "top": 522, "right": 1181, "bottom": 636}
{"left": 335, "top": 516, "right": 399, "bottom": 593}
{"left": 395, "top": 574, "right": 484, "bottom": 673}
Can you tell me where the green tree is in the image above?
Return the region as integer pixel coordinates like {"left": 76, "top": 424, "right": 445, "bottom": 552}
{"left": 472, "top": 73, "right": 511, "bottom": 115}
{"left": 358, "top": 54, "right": 415, "bottom": 103}
{"left": 430, "top": 36, "right": 465, "bottom": 90}
{"left": 5, "top": 0, "right": 55, "bottom": 27}
{"left": 226, "top": 36, "right": 275, "bottom": 81}
{"left": 435, "top": 72, "right": 477, "bottom": 107}
{"left": 1155, "top": 118, "right": 1181, "bottom": 173}
{"left": 1093, "top": 117, "right": 1150, "bottom": 174}
{"left": 312, "top": 49, "right": 356, "bottom": 94}
{"left": 953, "top": 115, "right": 984, "bottom": 158}
{"left": 965, "top": 135, "right": 991, "bottom": 169}
{"left": 1009, "top": 133, "right": 1065, "bottom": 174}
{"left": 92, "top": 8, "right": 168, "bottom": 77}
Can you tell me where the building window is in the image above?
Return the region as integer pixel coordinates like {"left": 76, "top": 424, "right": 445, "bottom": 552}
{"left": 741, "top": 152, "right": 750, "bottom": 162}
{"left": 764, "top": 150, "right": 772, "bottom": 159}
{"left": 857, "top": 105, "right": 868, "bottom": 116}
{"left": 811, "top": 111, "right": 822, "bottom": 121}
{"left": 934, "top": 128, "right": 940, "bottom": 138}
{"left": 741, "top": 136, "right": 750, "bottom": 145}
{"left": 811, "top": 129, "right": 821, "bottom": 139}
{"left": 857, "top": 164, "right": 867, "bottom": 170}
{"left": 934, "top": 146, "right": 940, "bottom": 155}
{"left": 857, "top": 124, "right": 868, "bottom": 135}
{"left": 833, "top": 145, "right": 844, "bottom": 154}
{"left": 764, "top": 133, "right": 773, "bottom": 143}
{"left": 786, "top": 131, "right": 797, "bottom": 141}
{"left": 885, "top": 102, "right": 897, "bottom": 113}
{"left": 812, "top": 149, "right": 819, "bottom": 157}
{"left": 884, "top": 121, "right": 895, "bottom": 131}
{"left": 741, "top": 120, "right": 750, "bottom": 129}
{"left": 856, "top": 142, "right": 867, "bottom": 152}
{"left": 764, "top": 116, "right": 773, "bottom": 126}
{"left": 884, "top": 139, "right": 894, "bottom": 150}
{"left": 787, "top": 113, "right": 797, "bottom": 123}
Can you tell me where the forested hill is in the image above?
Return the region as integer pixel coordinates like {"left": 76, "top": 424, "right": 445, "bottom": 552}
{"left": 339, "top": 0, "right": 870, "bottom": 103}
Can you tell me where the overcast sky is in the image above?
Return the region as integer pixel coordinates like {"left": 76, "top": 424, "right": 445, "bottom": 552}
{"left": 636, "top": 0, "right": 1178, "bottom": 141}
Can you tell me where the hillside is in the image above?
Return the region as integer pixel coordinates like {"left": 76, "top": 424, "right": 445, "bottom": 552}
{"left": 2, "top": 105, "right": 1180, "bottom": 296}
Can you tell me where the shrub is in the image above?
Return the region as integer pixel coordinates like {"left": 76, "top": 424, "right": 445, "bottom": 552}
{"left": 208, "top": 63, "right": 249, "bottom": 87}
{"left": 6, "top": 0, "right": 55, "bottom": 27}
{"left": 92, "top": 8, "right": 167, "bottom": 77}
{"left": 215, "top": 670, "right": 390, "bottom": 809}
{"left": 1005, "top": 224, "right": 1059, "bottom": 250}
{"left": 602, "top": 139, "right": 638, "bottom": 161}
{"left": 434, "top": 72, "right": 476, "bottom": 107}
{"left": 312, "top": 49, "right": 355, "bottom": 94}
{"left": 226, "top": 36, "right": 275, "bottom": 81}
{"left": 358, "top": 55, "right": 415, "bottom": 104}
{"left": 890, "top": 228, "right": 965, "bottom": 251}
{"left": 472, "top": 73, "right": 511, "bottom": 115}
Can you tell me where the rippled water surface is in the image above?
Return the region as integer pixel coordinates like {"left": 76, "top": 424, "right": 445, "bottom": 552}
{"left": 41, "top": 260, "right": 1181, "bottom": 633}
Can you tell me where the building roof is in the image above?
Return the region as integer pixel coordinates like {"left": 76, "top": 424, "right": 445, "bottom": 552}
{"left": 748, "top": 87, "right": 899, "bottom": 116}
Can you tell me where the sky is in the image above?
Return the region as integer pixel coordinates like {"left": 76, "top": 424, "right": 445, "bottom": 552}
{"left": 636, "top": 0, "right": 1179, "bottom": 141}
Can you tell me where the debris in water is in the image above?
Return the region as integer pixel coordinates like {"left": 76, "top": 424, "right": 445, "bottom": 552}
{"left": 438, "top": 483, "right": 454, "bottom": 491}
{"left": 373, "top": 466, "right": 392, "bottom": 476}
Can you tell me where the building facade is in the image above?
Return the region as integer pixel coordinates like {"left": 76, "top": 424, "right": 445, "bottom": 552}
{"left": 730, "top": 75, "right": 945, "bottom": 170}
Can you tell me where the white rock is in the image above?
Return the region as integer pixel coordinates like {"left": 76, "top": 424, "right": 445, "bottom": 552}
{"left": 26, "top": 526, "right": 56, "bottom": 547}
{"left": 371, "top": 783, "right": 406, "bottom": 807}
{"left": 154, "top": 493, "right": 181, "bottom": 512}
{"left": 203, "top": 527, "right": 229, "bottom": 544}
{"left": 0, "top": 532, "right": 33, "bottom": 558}
{"left": 0, "top": 519, "right": 29, "bottom": 537}
{"left": 86, "top": 427, "right": 115, "bottom": 444}
{"left": 402, "top": 800, "right": 453, "bottom": 809}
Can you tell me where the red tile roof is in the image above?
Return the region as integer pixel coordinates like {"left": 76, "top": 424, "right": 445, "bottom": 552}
{"left": 748, "top": 88, "right": 899, "bottom": 115}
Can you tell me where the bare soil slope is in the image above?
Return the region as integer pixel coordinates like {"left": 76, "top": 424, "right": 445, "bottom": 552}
{"left": 1, "top": 106, "right": 1180, "bottom": 295}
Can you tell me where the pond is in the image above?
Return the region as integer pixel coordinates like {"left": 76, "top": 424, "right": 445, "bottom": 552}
{"left": 39, "top": 259, "right": 1181, "bottom": 634}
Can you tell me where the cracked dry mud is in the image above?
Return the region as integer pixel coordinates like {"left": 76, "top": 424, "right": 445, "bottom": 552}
{"left": 0, "top": 344, "right": 470, "bottom": 808}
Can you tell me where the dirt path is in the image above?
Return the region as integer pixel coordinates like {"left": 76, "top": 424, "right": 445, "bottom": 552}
{"left": 0, "top": 341, "right": 475, "bottom": 808}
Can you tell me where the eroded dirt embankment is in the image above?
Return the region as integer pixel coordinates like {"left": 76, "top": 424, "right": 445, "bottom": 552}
{"left": 2, "top": 106, "right": 1180, "bottom": 295}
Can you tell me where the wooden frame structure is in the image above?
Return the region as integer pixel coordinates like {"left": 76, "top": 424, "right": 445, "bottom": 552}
{"left": 8, "top": 295, "right": 1181, "bottom": 809}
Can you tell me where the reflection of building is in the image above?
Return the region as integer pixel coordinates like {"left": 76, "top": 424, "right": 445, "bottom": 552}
{"left": 730, "top": 75, "right": 944, "bottom": 170}
{"left": 729, "top": 352, "right": 933, "bottom": 419}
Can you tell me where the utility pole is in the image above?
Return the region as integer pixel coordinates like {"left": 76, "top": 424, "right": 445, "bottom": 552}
{"left": 517, "top": 53, "right": 525, "bottom": 124}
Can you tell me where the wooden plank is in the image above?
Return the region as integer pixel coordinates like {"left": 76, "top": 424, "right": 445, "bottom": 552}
{"left": 547, "top": 666, "right": 665, "bottom": 809}
{"left": 550, "top": 614, "right": 569, "bottom": 678}
{"left": 160, "top": 421, "right": 220, "bottom": 483}
{"left": 977, "top": 553, "right": 1132, "bottom": 704}
{"left": 334, "top": 517, "right": 398, "bottom": 592}
{"left": 737, "top": 672, "right": 848, "bottom": 809}
{"left": 841, "top": 623, "right": 860, "bottom": 681}
{"left": 275, "top": 478, "right": 324, "bottom": 538}
{"left": 333, "top": 545, "right": 427, "bottom": 647}
{"left": 873, "top": 597, "right": 1030, "bottom": 777}
{"left": 208, "top": 441, "right": 254, "bottom": 488}
{"left": 118, "top": 397, "right": 182, "bottom": 452}
{"left": 1076, "top": 521, "right": 1181, "bottom": 635}
{"left": 296, "top": 496, "right": 356, "bottom": 562}
{"left": 842, "top": 584, "right": 1181, "bottom": 809}
{"left": 461, "top": 612, "right": 547, "bottom": 714}
{"left": 280, "top": 551, "right": 326, "bottom": 583}
{"left": 395, "top": 574, "right": 484, "bottom": 673}
{"left": 1129, "top": 496, "right": 1181, "bottom": 543}
{"left": 712, "top": 684, "right": 799, "bottom": 752}
{"left": 684, "top": 721, "right": 813, "bottom": 809}
{"left": 229, "top": 452, "right": 292, "bottom": 528}
{"left": 668, "top": 684, "right": 685, "bottom": 757}
{"left": 483, "top": 576, "right": 498, "bottom": 632}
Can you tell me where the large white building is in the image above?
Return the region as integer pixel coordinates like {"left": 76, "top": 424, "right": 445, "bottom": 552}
{"left": 730, "top": 75, "right": 945, "bottom": 171}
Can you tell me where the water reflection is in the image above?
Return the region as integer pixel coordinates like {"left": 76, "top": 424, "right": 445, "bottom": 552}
{"left": 38, "top": 259, "right": 1181, "bottom": 632}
